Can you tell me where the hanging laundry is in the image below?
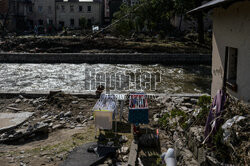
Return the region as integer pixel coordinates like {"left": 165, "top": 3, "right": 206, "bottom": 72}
{"left": 204, "top": 89, "right": 226, "bottom": 143}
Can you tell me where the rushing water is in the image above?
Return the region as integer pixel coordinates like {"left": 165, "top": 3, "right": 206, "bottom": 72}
{"left": 0, "top": 64, "right": 211, "bottom": 94}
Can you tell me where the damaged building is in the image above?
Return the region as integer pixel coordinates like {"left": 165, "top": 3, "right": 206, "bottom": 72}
{"left": 0, "top": 0, "right": 103, "bottom": 32}
{"left": 56, "top": 0, "right": 103, "bottom": 29}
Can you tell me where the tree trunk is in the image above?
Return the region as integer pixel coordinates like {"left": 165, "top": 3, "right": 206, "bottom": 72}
{"left": 197, "top": 11, "right": 204, "bottom": 44}
{"left": 195, "top": 0, "right": 204, "bottom": 44}
{"left": 179, "top": 14, "right": 183, "bottom": 32}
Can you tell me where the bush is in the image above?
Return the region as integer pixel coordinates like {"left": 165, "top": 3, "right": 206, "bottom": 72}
{"left": 196, "top": 95, "right": 211, "bottom": 125}
{"left": 159, "top": 112, "right": 170, "bottom": 127}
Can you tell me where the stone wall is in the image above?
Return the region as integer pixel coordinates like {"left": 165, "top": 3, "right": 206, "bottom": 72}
{"left": 0, "top": 53, "right": 211, "bottom": 64}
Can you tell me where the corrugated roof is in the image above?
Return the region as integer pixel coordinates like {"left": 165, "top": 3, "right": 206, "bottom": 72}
{"left": 188, "top": 0, "right": 237, "bottom": 13}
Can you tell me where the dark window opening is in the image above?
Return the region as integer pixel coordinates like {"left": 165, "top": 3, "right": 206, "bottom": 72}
{"left": 49, "top": 20, "right": 53, "bottom": 25}
{"left": 59, "top": 21, "right": 64, "bottom": 27}
{"left": 70, "top": 5, "right": 74, "bottom": 12}
{"left": 28, "top": 6, "right": 33, "bottom": 13}
{"left": 87, "top": 19, "right": 92, "bottom": 26}
{"left": 226, "top": 47, "right": 238, "bottom": 91}
{"left": 48, "top": 6, "right": 52, "bottom": 13}
{"left": 38, "top": 6, "right": 43, "bottom": 12}
{"left": 61, "top": 5, "right": 65, "bottom": 12}
{"left": 79, "top": 6, "right": 83, "bottom": 12}
{"left": 70, "top": 19, "right": 74, "bottom": 26}
{"left": 38, "top": 19, "right": 43, "bottom": 25}
{"left": 87, "top": 6, "right": 91, "bottom": 12}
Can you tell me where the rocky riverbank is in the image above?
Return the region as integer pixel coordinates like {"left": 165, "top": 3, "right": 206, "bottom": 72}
{"left": 0, "top": 36, "right": 211, "bottom": 54}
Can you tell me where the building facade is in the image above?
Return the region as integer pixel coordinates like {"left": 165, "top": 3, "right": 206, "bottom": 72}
{"left": 1, "top": 0, "right": 33, "bottom": 31}
{"left": 191, "top": 0, "right": 250, "bottom": 103}
{"left": 56, "top": 0, "right": 103, "bottom": 29}
{"left": 0, "top": 0, "right": 9, "bottom": 14}
{"left": 30, "top": 0, "right": 55, "bottom": 28}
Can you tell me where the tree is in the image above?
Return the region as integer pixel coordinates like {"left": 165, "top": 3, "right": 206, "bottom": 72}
{"left": 0, "top": 2, "right": 10, "bottom": 38}
{"left": 111, "top": 0, "right": 207, "bottom": 42}
{"left": 174, "top": 0, "right": 206, "bottom": 43}
{"left": 112, "top": 0, "right": 175, "bottom": 36}
{"left": 194, "top": 0, "right": 205, "bottom": 44}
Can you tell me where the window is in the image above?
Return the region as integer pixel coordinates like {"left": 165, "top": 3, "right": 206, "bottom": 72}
{"left": 48, "top": 6, "right": 52, "bottom": 13}
{"left": 226, "top": 47, "right": 238, "bottom": 91}
{"left": 61, "top": 5, "right": 65, "bottom": 12}
{"left": 49, "top": 20, "right": 53, "bottom": 25}
{"left": 38, "top": 19, "right": 43, "bottom": 25}
{"left": 87, "top": 6, "right": 91, "bottom": 12}
{"left": 70, "top": 5, "right": 74, "bottom": 12}
{"left": 87, "top": 19, "right": 91, "bottom": 26}
{"left": 70, "top": 19, "right": 74, "bottom": 26}
{"left": 28, "top": 6, "right": 33, "bottom": 13}
{"left": 59, "top": 21, "right": 64, "bottom": 27}
{"left": 79, "top": 6, "right": 83, "bottom": 12}
{"left": 38, "top": 6, "right": 43, "bottom": 12}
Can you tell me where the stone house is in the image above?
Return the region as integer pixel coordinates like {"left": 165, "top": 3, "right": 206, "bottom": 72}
{"left": 30, "top": 0, "right": 56, "bottom": 28}
{"left": 56, "top": 0, "right": 103, "bottom": 29}
{"left": 190, "top": 0, "right": 250, "bottom": 103}
{"left": 0, "top": 0, "right": 9, "bottom": 14}
{"left": 1, "top": 0, "right": 33, "bottom": 31}
{"left": 0, "top": 0, "right": 9, "bottom": 28}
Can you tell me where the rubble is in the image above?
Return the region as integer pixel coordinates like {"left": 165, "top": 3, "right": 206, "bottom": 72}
{"left": 0, "top": 112, "right": 34, "bottom": 133}
{"left": 0, "top": 91, "right": 96, "bottom": 144}
{"left": 0, "top": 36, "right": 210, "bottom": 54}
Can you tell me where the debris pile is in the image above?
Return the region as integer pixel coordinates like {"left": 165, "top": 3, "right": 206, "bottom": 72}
{"left": 0, "top": 92, "right": 96, "bottom": 144}
{"left": 153, "top": 94, "right": 249, "bottom": 165}
{"left": 0, "top": 36, "right": 210, "bottom": 53}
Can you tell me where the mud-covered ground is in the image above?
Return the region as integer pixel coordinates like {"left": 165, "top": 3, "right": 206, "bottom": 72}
{"left": 0, "top": 93, "right": 97, "bottom": 165}
{"left": 0, "top": 36, "right": 211, "bottom": 54}
{"left": 0, "top": 93, "right": 168, "bottom": 166}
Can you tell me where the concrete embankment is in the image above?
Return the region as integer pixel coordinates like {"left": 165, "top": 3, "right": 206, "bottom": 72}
{"left": 0, "top": 91, "right": 209, "bottom": 99}
{"left": 0, "top": 53, "right": 211, "bottom": 64}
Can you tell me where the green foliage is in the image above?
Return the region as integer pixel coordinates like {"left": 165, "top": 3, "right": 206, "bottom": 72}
{"left": 159, "top": 112, "right": 170, "bottom": 127}
{"left": 112, "top": 0, "right": 176, "bottom": 36}
{"left": 159, "top": 109, "right": 189, "bottom": 130}
{"left": 196, "top": 95, "right": 211, "bottom": 125}
{"left": 197, "top": 95, "right": 211, "bottom": 108}
{"left": 170, "top": 109, "right": 189, "bottom": 130}
{"left": 111, "top": 0, "right": 206, "bottom": 37}
{"left": 170, "top": 108, "right": 186, "bottom": 118}
{"left": 212, "top": 127, "right": 231, "bottom": 161}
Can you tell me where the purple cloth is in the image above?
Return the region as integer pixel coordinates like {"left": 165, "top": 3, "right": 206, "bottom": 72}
{"left": 204, "top": 90, "right": 226, "bottom": 143}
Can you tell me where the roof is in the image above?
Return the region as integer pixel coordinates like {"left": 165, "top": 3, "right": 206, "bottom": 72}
{"left": 188, "top": 0, "right": 238, "bottom": 13}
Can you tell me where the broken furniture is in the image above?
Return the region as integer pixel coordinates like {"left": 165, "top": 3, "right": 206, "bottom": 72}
{"left": 128, "top": 93, "right": 149, "bottom": 124}
{"left": 92, "top": 94, "right": 118, "bottom": 136}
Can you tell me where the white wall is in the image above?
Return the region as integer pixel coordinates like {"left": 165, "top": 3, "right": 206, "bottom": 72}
{"left": 212, "top": 1, "right": 250, "bottom": 103}
{"left": 56, "top": 1, "right": 102, "bottom": 28}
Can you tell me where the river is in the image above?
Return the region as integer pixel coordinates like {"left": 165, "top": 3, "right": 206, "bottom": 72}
{"left": 0, "top": 64, "right": 211, "bottom": 94}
